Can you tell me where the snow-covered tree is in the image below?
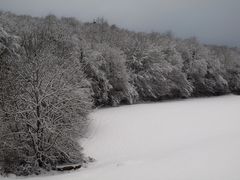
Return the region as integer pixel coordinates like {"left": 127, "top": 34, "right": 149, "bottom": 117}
{"left": 177, "top": 39, "right": 229, "bottom": 96}
{"left": 0, "top": 23, "right": 92, "bottom": 175}
{"left": 82, "top": 43, "right": 137, "bottom": 106}
{"left": 132, "top": 42, "right": 193, "bottom": 101}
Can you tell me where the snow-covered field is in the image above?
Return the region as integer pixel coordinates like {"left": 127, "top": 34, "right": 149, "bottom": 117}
{"left": 5, "top": 95, "right": 240, "bottom": 180}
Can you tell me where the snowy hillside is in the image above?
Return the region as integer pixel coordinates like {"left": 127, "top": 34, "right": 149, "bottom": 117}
{"left": 5, "top": 95, "right": 240, "bottom": 180}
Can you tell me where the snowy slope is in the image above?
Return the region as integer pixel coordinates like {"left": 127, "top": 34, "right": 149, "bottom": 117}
{"left": 4, "top": 95, "right": 240, "bottom": 180}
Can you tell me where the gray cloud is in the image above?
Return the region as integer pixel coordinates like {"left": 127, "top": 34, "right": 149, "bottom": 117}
{"left": 0, "top": 0, "right": 239, "bottom": 47}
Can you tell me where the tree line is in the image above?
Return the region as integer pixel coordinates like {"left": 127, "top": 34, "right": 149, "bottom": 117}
{"left": 0, "top": 12, "right": 240, "bottom": 176}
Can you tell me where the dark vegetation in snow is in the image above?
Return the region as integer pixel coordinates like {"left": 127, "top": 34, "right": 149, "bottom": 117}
{"left": 0, "top": 11, "right": 240, "bottom": 176}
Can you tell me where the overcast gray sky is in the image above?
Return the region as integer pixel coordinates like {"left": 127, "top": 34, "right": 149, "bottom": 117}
{"left": 0, "top": 0, "right": 239, "bottom": 47}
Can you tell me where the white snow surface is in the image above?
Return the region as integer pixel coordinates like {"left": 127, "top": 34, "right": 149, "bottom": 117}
{"left": 4, "top": 95, "right": 240, "bottom": 180}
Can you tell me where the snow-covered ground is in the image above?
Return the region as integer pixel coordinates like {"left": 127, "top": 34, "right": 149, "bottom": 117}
{"left": 5, "top": 95, "right": 240, "bottom": 180}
